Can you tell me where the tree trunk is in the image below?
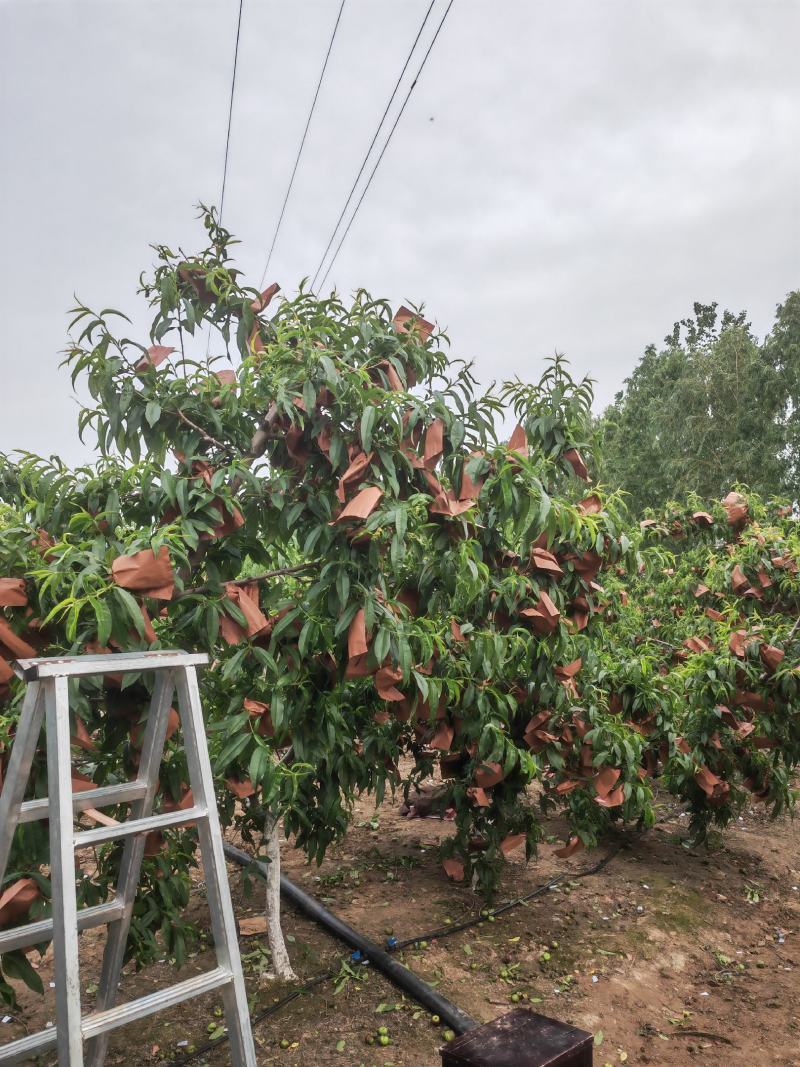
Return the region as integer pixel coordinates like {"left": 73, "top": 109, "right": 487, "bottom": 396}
{"left": 263, "top": 810, "right": 297, "bottom": 980}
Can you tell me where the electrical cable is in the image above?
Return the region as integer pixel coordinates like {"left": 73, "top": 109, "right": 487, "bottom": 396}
{"left": 309, "top": 0, "right": 438, "bottom": 291}
{"left": 204, "top": 0, "right": 245, "bottom": 364}
{"left": 260, "top": 0, "right": 347, "bottom": 288}
{"left": 219, "top": 0, "right": 245, "bottom": 224}
{"left": 171, "top": 842, "right": 619, "bottom": 1065}
{"left": 316, "top": 0, "right": 456, "bottom": 292}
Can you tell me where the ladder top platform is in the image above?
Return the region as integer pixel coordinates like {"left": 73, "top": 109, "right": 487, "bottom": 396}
{"left": 13, "top": 650, "right": 210, "bottom": 681}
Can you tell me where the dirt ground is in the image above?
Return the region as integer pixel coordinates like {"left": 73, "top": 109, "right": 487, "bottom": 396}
{"left": 4, "top": 782, "right": 799, "bottom": 1067}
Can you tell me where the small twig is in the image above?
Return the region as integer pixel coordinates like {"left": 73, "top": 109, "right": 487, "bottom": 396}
{"left": 672, "top": 1030, "right": 735, "bottom": 1045}
{"left": 787, "top": 615, "right": 800, "bottom": 642}
{"left": 648, "top": 636, "right": 681, "bottom": 653}
{"left": 170, "top": 408, "right": 232, "bottom": 452}
{"left": 235, "top": 563, "right": 317, "bottom": 587}
{"left": 177, "top": 561, "right": 316, "bottom": 599}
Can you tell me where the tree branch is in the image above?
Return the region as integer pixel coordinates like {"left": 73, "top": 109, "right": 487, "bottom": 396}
{"left": 170, "top": 408, "right": 232, "bottom": 453}
{"left": 177, "top": 561, "right": 317, "bottom": 599}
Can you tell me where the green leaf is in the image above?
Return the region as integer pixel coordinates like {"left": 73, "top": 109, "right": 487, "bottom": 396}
{"left": 145, "top": 400, "right": 161, "bottom": 427}
{"left": 93, "top": 598, "right": 113, "bottom": 647}
{"left": 205, "top": 604, "right": 219, "bottom": 647}
{"left": 360, "top": 406, "right": 376, "bottom": 452}
{"left": 113, "top": 587, "right": 145, "bottom": 636}
{"left": 248, "top": 745, "right": 268, "bottom": 786}
{"left": 215, "top": 731, "right": 250, "bottom": 772}
{"left": 373, "top": 626, "right": 391, "bottom": 665}
{"left": 2, "top": 951, "right": 44, "bottom": 995}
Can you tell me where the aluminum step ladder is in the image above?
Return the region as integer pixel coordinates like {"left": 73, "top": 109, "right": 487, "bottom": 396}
{"left": 0, "top": 651, "right": 257, "bottom": 1066}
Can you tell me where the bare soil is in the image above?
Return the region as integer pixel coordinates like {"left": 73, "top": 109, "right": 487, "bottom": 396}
{"left": 5, "top": 785, "right": 799, "bottom": 1067}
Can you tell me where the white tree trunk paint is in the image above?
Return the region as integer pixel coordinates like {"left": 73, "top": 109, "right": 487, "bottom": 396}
{"left": 264, "top": 811, "right": 296, "bottom": 981}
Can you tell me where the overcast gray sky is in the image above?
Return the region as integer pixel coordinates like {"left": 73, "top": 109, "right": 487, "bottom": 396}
{"left": 1, "top": 0, "right": 798, "bottom": 465}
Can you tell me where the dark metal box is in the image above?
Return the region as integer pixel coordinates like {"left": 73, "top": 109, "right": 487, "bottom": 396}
{"left": 440, "top": 1009, "right": 593, "bottom": 1067}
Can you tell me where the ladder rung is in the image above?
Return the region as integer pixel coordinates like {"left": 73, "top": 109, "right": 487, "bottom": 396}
{"left": 0, "top": 968, "right": 232, "bottom": 1064}
{"left": 82, "top": 966, "right": 233, "bottom": 1039}
{"left": 0, "top": 1025, "right": 56, "bottom": 1064}
{"left": 0, "top": 899, "right": 125, "bottom": 954}
{"left": 18, "top": 780, "right": 149, "bottom": 825}
{"left": 74, "top": 805, "right": 207, "bottom": 849}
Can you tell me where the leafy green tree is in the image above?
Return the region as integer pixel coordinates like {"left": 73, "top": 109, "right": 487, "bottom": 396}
{"left": 766, "top": 291, "right": 800, "bottom": 500}
{"left": 596, "top": 301, "right": 792, "bottom": 511}
{"left": 0, "top": 208, "right": 642, "bottom": 1003}
{"left": 0, "top": 211, "right": 797, "bottom": 1014}
{"left": 595, "top": 490, "right": 800, "bottom": 843}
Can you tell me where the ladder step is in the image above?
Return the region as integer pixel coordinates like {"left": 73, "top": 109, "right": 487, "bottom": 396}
{"left": 18, "top": 780, "right": 149, "bottom": 825}
{"left": 82, "top": 966, "right": 233, "bottom": 1039}
{"left": 0, "top": 1024, "right": 56, "bottom": 1065}
{"left": 0, "top": 899, "right": 125, "bottom": 954}
{"left": 13, "top": 650, "right": 209, "bottom": 681}
{"left": 0, "top": 968, "right": 233, "bottom": 1065}
{"left": 74, "top": 805, "right": 207, "bottom": 849}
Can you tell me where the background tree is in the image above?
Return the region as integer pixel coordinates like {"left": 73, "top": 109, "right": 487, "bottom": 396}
{"left": 765, "top": 290, "right": 800, "bottom": 500}
{"left": 596, "top": 300, "right": 794, "bottom": 511}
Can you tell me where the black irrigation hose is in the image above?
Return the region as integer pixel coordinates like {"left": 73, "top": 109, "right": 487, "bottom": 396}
{"left": 225, "top": 843, "right": 477, "bottom": 1035}
{"left": 173, "top": 843, "right": 619, "bottom": 1065}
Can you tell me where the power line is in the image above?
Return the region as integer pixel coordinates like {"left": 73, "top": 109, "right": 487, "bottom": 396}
{"left": 260, "top": 0, "right": 347, "bottom": 287}
{"left": 317, "top": 0, "right": 456, "bottom": 292}
{"left": 219, "top": 0, "right": 245, "bottom": 224}
{"left": 310, "top": 0, "right": 438, "bottom": 291}
{"left": 207, "top": 0, "right": 244, "bottom": 362}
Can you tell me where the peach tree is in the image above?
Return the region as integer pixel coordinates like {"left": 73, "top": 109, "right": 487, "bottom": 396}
{"left": 587, "top": 491, "right": 799, "bottom": 845}
{"left": 0, "top": 209, "right": 642, "bottom": 999}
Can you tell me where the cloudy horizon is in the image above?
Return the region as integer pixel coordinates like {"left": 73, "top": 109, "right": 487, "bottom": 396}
{"left": 1, "top": 0, "right": 798, "bottom": 465}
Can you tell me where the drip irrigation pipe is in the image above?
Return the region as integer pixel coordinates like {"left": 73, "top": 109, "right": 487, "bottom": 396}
{"left": 390, "top": 843, "right": 620, "bottom": 951}
{"left": 173, "top": 842, "right": 619, "bottom": 1064}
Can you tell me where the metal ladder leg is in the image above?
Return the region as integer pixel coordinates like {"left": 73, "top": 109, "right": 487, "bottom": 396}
{"left": 0, "top": 681, "right": 45, "bottom": 884}
{"left": 176, "top": 666, "right": 257, "bottom": 1067}
{"left": 46, "top": 676, "right": 84, "bottom": 1067}
{"left": 84, "top": 670, "right": 176, "bottom": 1067}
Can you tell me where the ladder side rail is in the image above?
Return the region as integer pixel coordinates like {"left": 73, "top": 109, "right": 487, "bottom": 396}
{"left": 46, "top": 675, "right": 85, "bottom": 1066}
{"left": 84, "top": 669, "right": 176, "bottom": 1067}
{"left": 177, "top": 666, "right": 257, "bottom": 1067}
{"left": 0, "top": 682, "right": 45, "bottom": 884}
